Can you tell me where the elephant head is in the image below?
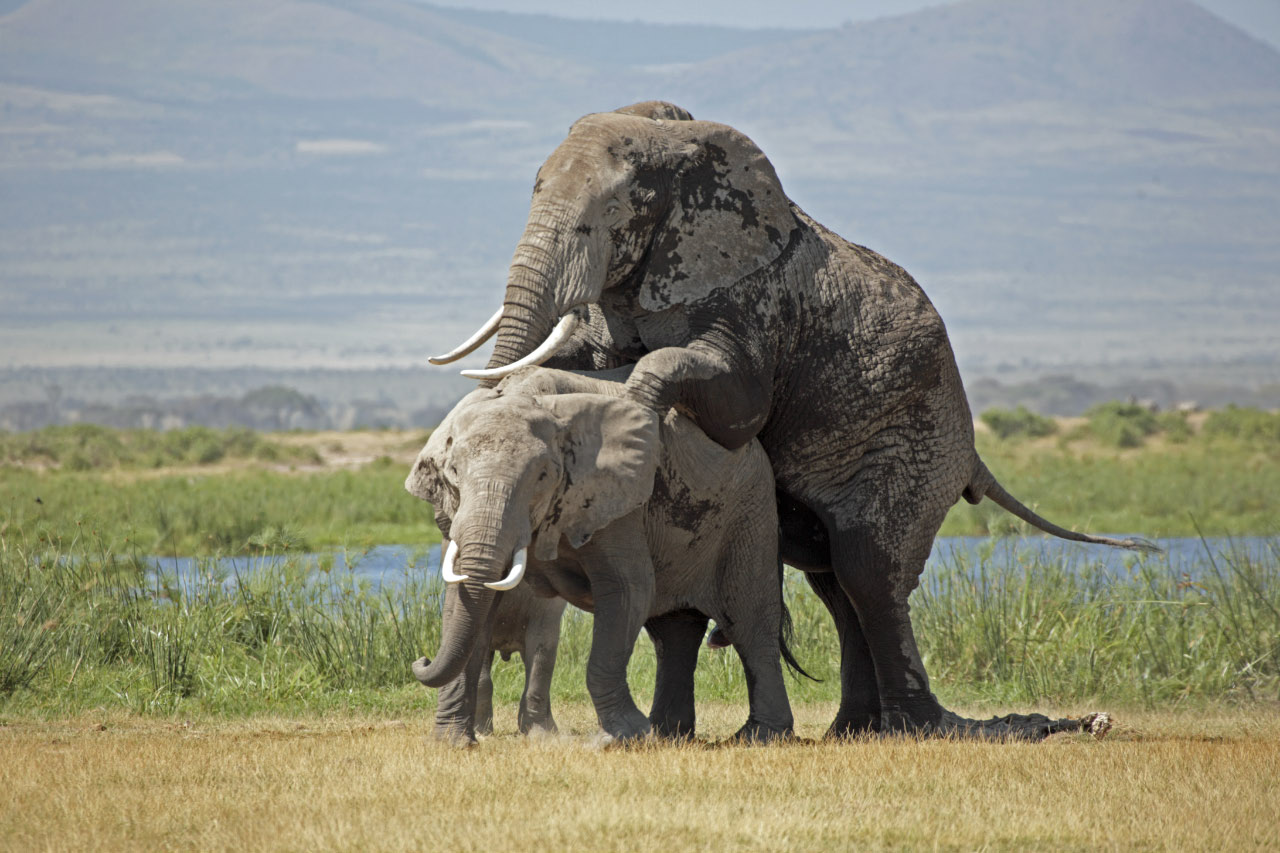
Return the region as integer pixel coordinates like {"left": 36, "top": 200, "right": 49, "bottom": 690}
{"left": 404, "top": 388, "right": 659, "bottom": 687}
{"left": 431, "top": 100, "right": 797, "bottom": 377}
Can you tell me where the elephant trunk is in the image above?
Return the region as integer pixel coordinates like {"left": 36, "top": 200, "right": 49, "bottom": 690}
{"left": 412, "top": 579, "right": 497, "bottom": 688}
{"left": 414, "top": 482, "right": 528, "bottom": 687}
{"left": 474, "top": 199, "right": 601, "bottom": 380}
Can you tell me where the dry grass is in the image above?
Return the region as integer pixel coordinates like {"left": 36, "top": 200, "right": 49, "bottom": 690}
{"left": 4, "top": 703, "right": 1278, "bottom": 852}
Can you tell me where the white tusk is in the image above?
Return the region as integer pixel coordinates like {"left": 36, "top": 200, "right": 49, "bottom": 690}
{"left": 440, "top": 539, "right": 470, "bottom": 583}
{"left": 484, "top": 547, "right": 527, "bottom": 591}
{"left": 428, "top": 308, "right": 504, "bottom": 365}
{"left": 460, "top": 312, "right": 578, "bottom": 381}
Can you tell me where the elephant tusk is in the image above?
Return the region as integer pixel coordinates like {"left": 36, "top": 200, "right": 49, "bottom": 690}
{"left": 483, "top": 547, "right": 527, "bottom": 591}
{"left": 440, "top": 539, "right": 470, "bottom": 583}
{"left": 460, "top": 312, "right": 578, "bottom": 380}
{"left": 428, "top": 308, "right": 504, "bottom": 365}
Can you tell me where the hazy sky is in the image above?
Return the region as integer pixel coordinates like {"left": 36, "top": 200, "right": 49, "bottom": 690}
{"left": 430, "top": 0, "right": 1280, "bottom": 49}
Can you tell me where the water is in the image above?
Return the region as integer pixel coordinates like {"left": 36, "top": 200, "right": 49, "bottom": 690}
{"left": 147, "top": 536, "right": 1276, "bottom": 593}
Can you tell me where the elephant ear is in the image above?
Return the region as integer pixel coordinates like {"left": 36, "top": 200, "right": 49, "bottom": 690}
{"left": 531, "top": 393, "right": 659, "bottom": 561}
{"left": 638, "top": 120, "right": 797, "bottom": 312}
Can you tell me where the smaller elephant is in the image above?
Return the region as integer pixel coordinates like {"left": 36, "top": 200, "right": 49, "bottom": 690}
{"left": 406, "top": 366, "right": 798, "bottom": 744}
{"left": 432, "top": 580, "right": 567, "bottom": 741}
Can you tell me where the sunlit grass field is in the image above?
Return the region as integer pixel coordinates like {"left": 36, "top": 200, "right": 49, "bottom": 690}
{"left": 4, "top": 706, "right": 1279, "bottom": 851}
{"left": 2, "top": 409, "right": 1278, "bottom": 849}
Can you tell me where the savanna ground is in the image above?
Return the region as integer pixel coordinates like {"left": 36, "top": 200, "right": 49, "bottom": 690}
{"left": 2, "top": 404, "right": 1279, "bottom": 850}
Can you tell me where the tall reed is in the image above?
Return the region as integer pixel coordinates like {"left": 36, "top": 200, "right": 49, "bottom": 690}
{"left": 2, "top": 529, "right": 1276, "bottom": 717}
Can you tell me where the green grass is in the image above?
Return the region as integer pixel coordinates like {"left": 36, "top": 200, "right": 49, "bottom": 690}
{"left": 0, "top": 464, "right": 435, "bottom": 555}
{"left": 2, "top": 416, "right": 1278, "bottom": 721}
{"left": 2, "top": 526, "right": 1276, "bottom": 720}
{"left": 1, "top": 424, "right": 321, "bottom": 470}
{"left": 943, "top": 409, "right": 1280, "bottom": 537}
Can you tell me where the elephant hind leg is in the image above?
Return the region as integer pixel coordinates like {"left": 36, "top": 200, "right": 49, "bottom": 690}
{"left": 475, "top": 650, "right": 496, "bottom": 737}
{"left": 517, "top": 600, "right": 565, "bottom": 736}
{"left": 828, "top": 523, "right": 1086, "bottom": 741}
{"left": 726, "top": 630, "right": 795, "bottom": 743}
{"left": 802, "top": 571, "right": 880, "bottom": 737}
{"left": 645, "top": 610, "right": 708, "bottom": 739}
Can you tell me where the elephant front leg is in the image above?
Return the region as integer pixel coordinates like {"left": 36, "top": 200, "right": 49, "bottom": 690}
{"left": 579, "top": 533, "right": 655, "bottom": 742}
{"left": 624, "top": 345, "right": 769, "bottom": 451}
{"left": 645, "top": 611, "right": 708, "bottom": 739}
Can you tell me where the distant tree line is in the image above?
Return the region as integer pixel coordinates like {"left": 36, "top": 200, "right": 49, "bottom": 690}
{"left": 0, "top": 385, "right": 458, "bottom": 432}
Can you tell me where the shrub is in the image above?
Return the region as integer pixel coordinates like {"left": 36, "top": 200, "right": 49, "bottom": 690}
{"left": 1203, "top": 406, "right": 1280, "bottom": 444}
{"left": 0, "top": 425, "right": 320, "bottom": 470}
{"left": 1086, "top": 401, "right": 1160, "bottom": 448}
{"left": 1156, "top": 411, "right": 1193, "bottom": 443}
{"left": 980, "top": 406, "right": 1058, "bottom": 440}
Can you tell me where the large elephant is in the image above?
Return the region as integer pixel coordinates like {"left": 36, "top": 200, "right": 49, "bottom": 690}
{"left": 404, "top": 366, "right": 798, "bottom": 744}
{"left": 432, "top": 101, "right": 1153, "bottom": 739}
{"left": 430, "top": 581, "right": 566, "bottom": 743}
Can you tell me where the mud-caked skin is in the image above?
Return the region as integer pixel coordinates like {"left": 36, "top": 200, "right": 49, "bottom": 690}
{"left": 448, "top": 100, "right": 1155, "bottom": 740}
{"left": 406, "top": 367, "right": 795, "bottom": 744}
{"left": 431, "top": 583, "right": 566, "bottom": 744}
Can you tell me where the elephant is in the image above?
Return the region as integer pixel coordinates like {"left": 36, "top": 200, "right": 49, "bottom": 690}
{"left": 430, "top": 100, "right": 1155, "bottom": 740}
{"left": 404, "top": 366, "right": 800, "bottom": 744}
{"left": 431, "top": 579, "right": 566, "bottom": 742}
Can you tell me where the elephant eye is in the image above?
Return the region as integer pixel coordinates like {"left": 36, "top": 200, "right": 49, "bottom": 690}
{"left": 604, "top": 199, "right": 621, "bottom": 218}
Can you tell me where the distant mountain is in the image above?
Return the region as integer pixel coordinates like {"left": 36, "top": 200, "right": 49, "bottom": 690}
{"left": 418, "top": 2, "right": 817, "bottom": 70}
{"left": 675, "top": 0, "right": 1280, "bottom": 117}
{"left": 0, "top": 0, "right": 592, "bottom": 111}
{"left": 0, "top": 0, "right": 1276, "bottom": 388}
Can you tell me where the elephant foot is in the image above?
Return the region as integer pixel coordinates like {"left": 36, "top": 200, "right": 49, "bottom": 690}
{"left": 879, "top": 703, "right": 1112, "bottom": 741}
{"left": 650, "top": 719, "right": 696, "bottom": 741}
{"left": 432, "top": 724, "right": 478, "bottom": 748}
{"left": 727, "top": 719, "right": 795, "bottom": 745}
{"left": 598, "top": 708, "right": 653, "bottom": 743}
{"left": 649, "top": 705, "right": 697, "bottom": 740}
{"left": 518, "top": 716, "right": 559, "bottom": 737}
{"left": 823, "top": 713, "right": 880, "bottom": 740}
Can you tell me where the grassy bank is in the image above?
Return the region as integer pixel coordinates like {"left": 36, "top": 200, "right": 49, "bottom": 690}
{"left": 2, "top": 529, "right": 1276, "bottom": 719}
{"left": 941, "top": 404, "right": 1280, "bottom": 537}
{"left": 2, "top": 413, "right": 1278, "bottom": 720}
{"left": 1, "top": 463, "right": 434, "bottom": 555}
{"left": 6, "top": 409, "right": 1279, "bottom": 562}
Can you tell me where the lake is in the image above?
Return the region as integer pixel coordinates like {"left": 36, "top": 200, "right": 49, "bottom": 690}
{"left": 148, "top": 535, "right": 1277, "bottom": 594}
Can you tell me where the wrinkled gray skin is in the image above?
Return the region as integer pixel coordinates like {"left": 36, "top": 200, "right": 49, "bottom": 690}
{"left": 456, "top": 100, "right": 1155, "bottom": 740}
{"left": 406, "top": 367, "right": 793, "bottom": 744}
{"left": 431, "top": 582, "right": 566, "bottom": 741}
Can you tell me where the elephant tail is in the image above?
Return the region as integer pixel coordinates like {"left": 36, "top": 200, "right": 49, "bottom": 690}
{"left": 965, "top": 459, "right": 1161, "bottom": 554}
{"left": 778, "top": 558, "right": 819, "bottom": 682}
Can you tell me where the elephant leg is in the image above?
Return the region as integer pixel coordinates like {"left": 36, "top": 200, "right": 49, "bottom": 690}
{"left": 475, "top": 650, "right": 495, "bottom": 737}
{"left": 580, "top": 530, "right": 655, "bottom": 741}
{"left": 645, "top": 610, "right": 708, "bottom": 739}
{"left": 802, "top": 571, "right": 881, "bottom": 737}
{"left": 433, "top": 641, "right": 492, "bottom": 746}
{"left": 727, "top": 630, "right": 795, "bottom": 743}
{"left": 517, "top": 600, "right": 564, "bottom": 736}
{"left": 829, "top": 524, "right": 1082, "bottom": 740}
